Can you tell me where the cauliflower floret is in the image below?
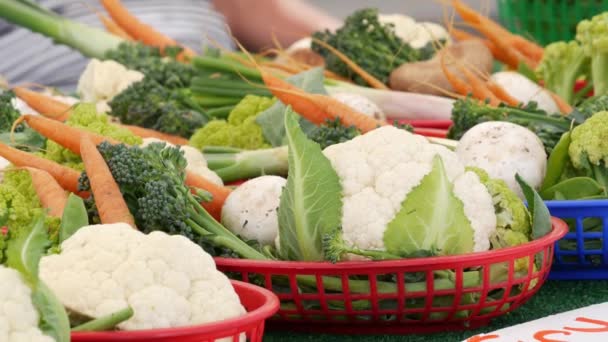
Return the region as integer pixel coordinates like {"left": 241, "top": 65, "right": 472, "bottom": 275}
{"left": 141, "top": 138, "right": 223, "bottom": 186}
{"left": 39, "top": 223, "right": 245, "bottom": 332}
{"left": 77, "top": 59, "right": 144, "bottom": 105}
{"left": 222, "top": 176, "right": 286, "bottom": 245}
{"left": 323, "top": 126, "right": 496, "bottom": 254}
{"left": 0, "top": 266, "right": 54, "bottom": 342}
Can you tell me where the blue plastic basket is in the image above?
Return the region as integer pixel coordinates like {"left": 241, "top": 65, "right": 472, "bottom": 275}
{"left": 545, "top": 200, "right": 608, "bottom": 280}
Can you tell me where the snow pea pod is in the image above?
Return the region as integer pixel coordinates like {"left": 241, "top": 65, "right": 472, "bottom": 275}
{"left": 541, "top": 131, "right": 571, "bottom": 193}
{"left": 540, "top": 177, "right": 605, "bottom": 200}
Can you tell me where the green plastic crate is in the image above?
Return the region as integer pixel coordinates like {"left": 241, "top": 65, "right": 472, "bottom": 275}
{"left": 498, "top": 0, "right": 608, "bottom": 45}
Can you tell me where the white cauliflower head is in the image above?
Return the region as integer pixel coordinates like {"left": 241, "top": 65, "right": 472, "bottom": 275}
{"left": 322, "top": 126, "right": 496, "bottom": 256}
{"left": 456, "top": 121, "right": 547, "bottom": 199}
{"left": 141, "top": 138, "right": 223, "bottom": 186}
{"left": 222, "top": 176, "right": 286, "bottom": 245}
{"left": 77, "top": 59, "right": 144, "bottom": 106}
{"left": 39, "top": 223, "right": 245, "bottom": 331}
{"left": 0, "top": 265, "right": 54, "bottom": 342}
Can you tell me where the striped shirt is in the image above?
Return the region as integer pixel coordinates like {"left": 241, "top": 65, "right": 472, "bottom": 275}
{"left": 0, "top": 0, "right": 234, "bottom": 92}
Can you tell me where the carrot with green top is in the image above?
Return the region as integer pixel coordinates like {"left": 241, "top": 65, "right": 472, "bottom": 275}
{"left": 0, "top": 143, "right": 85, "bottom": 196}
{"left": 100, "top": 0, "right": 196, "bottom": 60}
{"left": 80, "top": 135, "right": 136, "bottom": 227}
{"left": 22, "top": 167, "right": 68, "bottom": 217}
{"left": 12, "top": 87, "right": 71, "bottom": 121}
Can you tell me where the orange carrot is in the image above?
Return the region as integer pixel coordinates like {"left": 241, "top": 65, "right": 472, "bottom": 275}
{"left": 439, "top": 52, "right": 472, "bottom": 96}
{"left": 100, "top": 0, "right": 196, "bottom": 60}
{"left": 19, "top": 115, "right": 120, "bottom": 154}
{"left": 12, "top": 87, "right": 71, "bottom": 121}
{"left": 548, "top": 91, "right": 573, "bottom": 114}
{"left": 0, "top": 143, "right": 85, "bottom": 196}
{"left": 486, "top": 81, "right": 520, "bottom": 106}
{"left": 260, "top": 72, "right": 329, "bottom": 124}
{"left": 121, "top": 125, "right": 189, "bottom": 145}
{"left": 451, "top": 0, "right": 542, "bottom": 67}
{"left": 307, "top": 93, "right": 384, "bottom": 133}
{"left": 311, "top": 38, "right": 388, "bottom": 90}
{"left": 185, "top": 172, "right": 231, "bottom": 221}
{"left": 80, "top": 135, "right": 135, "bottom": 227}
{"left": 454, "top": 61, "right": 501, "bottom": 106}
{"left": 97, "top": 12, "right": 134, "bottom": 41}
{"left": 22, "top": 167, "right": 68, "bottom": 217}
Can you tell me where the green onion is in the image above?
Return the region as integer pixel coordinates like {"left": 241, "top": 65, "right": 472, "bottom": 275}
{"left": 193, "top": 95, "right": 242, "bottom": 108}
{"left": 192, "top": 56, "right": 262, "bottom": 81}
{"left": 0, "top": 0, "right": 124, "bottom": 58}
{"left": 206, "top": 106, "right": 236, "bottom": 119}
{"left": 71, "top": 307, "right": 134, "bottom": 332}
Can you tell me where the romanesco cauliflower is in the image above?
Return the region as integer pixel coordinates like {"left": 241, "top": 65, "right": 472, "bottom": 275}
{"left": 44, "top": 103, "right": 142, "bottom": 170}
{"left": 189, "top": 95, "right": 274, "bottom": 150}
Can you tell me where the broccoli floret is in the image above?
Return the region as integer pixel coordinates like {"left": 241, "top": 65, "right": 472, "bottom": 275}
{"left": 306, "top": 118, "right": 361, "bottom": 149}
{"left": 78, "top": 142, "right": 266, "bottom": 260}
{"left": 536, "top": 41, "right": 589, "bottom": 104}
{"left": 109, "top": 77, "right": 208, "bottom": 138}
{"left": 576, "top": 94, "right": 608, "bottom": 118}
{"left": 567, "top": 111, "right": 608, "bottom": 191}
{"left": 448, "top": 97, "right": 574, "bottom": 155}
{"left": 189, "top": 95, "right": 274, "bottom": 150}
{"left": 311, "top": 8, "right": 422, "bottom": 86}
{"left": 468, "top": 167, "right": 531, "bottom": 249}
{"left": 0, "top": 90, "right": 22, "bottom": 133}
{"left": 43, "top": 103, "right": 142, "bottom": 170}
{"left": 577, "top": 13, "right": 608, "bottom": 96}
{"left": 104, "top": 42, "right": 194, "bottom": 88}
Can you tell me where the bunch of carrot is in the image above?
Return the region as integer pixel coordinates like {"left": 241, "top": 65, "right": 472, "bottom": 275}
{"left": 446, "top": 0, "right": 544, "bottom": 70}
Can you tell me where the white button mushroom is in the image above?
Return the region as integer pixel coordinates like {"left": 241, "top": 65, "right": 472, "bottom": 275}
{"left": 221, "top": 176, "right": 287, "bottom": 246}
{"left": 455, "top": 121, "right": 547, "bottom": 199}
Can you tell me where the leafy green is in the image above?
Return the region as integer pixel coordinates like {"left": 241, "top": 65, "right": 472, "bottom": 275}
{"left": 383, "top": 155, "right": 475, "bottom": 256}
{"left": 58, "top": 194, "right": 89, "bottom": 244}
{"left": 311, "top": 8, "right": 422, "bottom": 86}
{"left": 277, "top": 108, "right": 342, "bottom": 261}
{"left": 256, "top": 67, "right": 327, "bottom": 147}
{"left": 5, "top": 215, "right": 70, "bottom": 342}
{"left": 516, "top": 175, "right": 552, "bottom": 240}
{"left": 576, "top": 94, "right": 608, "bottom": 118}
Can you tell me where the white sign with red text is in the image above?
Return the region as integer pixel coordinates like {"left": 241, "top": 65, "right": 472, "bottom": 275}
{"left": 463, "top": 303, "right": 608, "bottom": 342}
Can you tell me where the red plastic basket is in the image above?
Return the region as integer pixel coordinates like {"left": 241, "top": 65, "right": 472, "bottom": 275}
{"left": 71, "top": 280, "right": 279, "bottom": 342}
{"left": 215, "top": 218, "right": 567, "bottom": 334}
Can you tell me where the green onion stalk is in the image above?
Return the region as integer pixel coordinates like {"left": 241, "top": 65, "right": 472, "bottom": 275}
{"left": 204, "top": 146, "right": 288, "bottom": 183}
{"left": 0, "top": 0, "right": 124, "bottom": 58}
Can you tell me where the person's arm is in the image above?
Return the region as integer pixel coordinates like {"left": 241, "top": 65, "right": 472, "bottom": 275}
{"left": 212, "top": 0, "right": 341, "bottom": 51}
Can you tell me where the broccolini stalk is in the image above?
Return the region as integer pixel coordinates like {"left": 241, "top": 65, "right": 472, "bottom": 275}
{"left": 71, "top": 307, "right": 134, "bottom": 332}
{"left": 204, "top": 146, "right": 288, "bottom": 183}
{"left": 577, "top": 13, "right": 608, "bottom": 96}
{"left": 0, "top": 0, "right": 124, "bottom": 58}
{"left": 447, "top": 97, "right": 574, "bottom": 154}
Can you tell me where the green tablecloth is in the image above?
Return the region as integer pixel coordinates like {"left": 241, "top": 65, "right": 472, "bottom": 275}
{"left": 264, "top": 280, "right": 608, "bottom": 342}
